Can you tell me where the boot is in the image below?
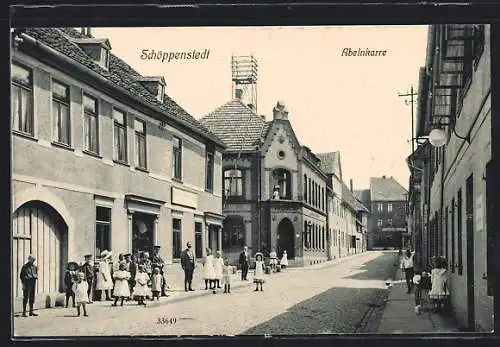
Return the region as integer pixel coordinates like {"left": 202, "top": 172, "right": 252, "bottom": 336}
{"left": 205, "top": 280, "right": 208, "bottom": 290}
{"left": 228, "top": 284, "right": 231, "bottom": 293}
{"left": 224, "top": 284, "right": 227, "bottom": 293}
{"left": 189, "top": 282, "right": 194, "bottom": 291}
{"left": 254, "top": 285, "right": 259, "bottom": 292}
{"left": 77, "top": 306, "right": 81, "bottom": 316}
{"left": 120, "top": 298, "right": 124, "bottom": 306}
{"left": 22, "top": 304, "right": 27, "bottom": 317}
{"left": 185, "top": 282, "right": 188, "bottom": 292}
{"left": 29, "top": 304, "right": 38, "bottom": 316}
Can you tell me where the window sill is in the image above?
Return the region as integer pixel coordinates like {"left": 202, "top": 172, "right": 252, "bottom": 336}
{"left": 205, "top": 188, "right": 214, "bottom": 194}
{"left": 12, "top": 130, "right": 37, "bottom": 142}
{"left": 172, "top": 177, "right": 183, "bottom": 184}
{"left": 113, "top": 160, "right": 130, "bottom": 167}
{"left": 135, "top": 166, "right": 149, "bottom": 173}
{"left": 51, "top": 141, "right": 75, "bottom": 151}
{"left": 83, "top": 150, "right": 102, "bottom": 159}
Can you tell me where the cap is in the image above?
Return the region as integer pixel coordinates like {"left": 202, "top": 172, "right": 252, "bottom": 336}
{"left": 153, "top": 245, "right": 161, "bottom": 249}
{"left": 124, "top": 253, "right": 131, "bottom": 257}
{"left": 84, "top": 254, "right": 92, "bottom": 258}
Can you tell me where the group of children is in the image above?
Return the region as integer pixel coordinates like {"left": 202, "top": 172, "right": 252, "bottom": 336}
{"left": 411, "top": 255, "right": 450, "bottom": 315}
{"left": 202, "top": 250, "right": 275, "bottom": 294}
{"left": 63, "top": 262, "right": 90, "bottom": 316}
{"left": 202, "top": 249, "right": 234, "bottom": 294}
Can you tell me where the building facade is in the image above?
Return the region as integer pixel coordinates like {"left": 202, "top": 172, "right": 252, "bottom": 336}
{"left": 11, "top": 28, "right": 226, "bottom": 310}
{"left": 356, "top": 176, "right": 408, "bottom": 250}
{"left": 201, "top": 93, "right": 368, "bottom": 266}
{"left": 408, "top": 24, "right": 492, "bottom": 332}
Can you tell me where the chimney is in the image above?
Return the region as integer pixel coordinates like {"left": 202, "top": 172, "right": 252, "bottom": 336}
{"left": 247, "top": 104, "right": 255, "bottom": 112}
{"left": 235, "top": 88, "right": 243, "bottom": 100}
{"left": 382, "top": 175, "right": 386, "bottom": 179}
{"left": 260, "top": 114, "right": 266, "bottom": 121}
{"left": 350, "top": 179, "right": 353, "bottom": 193}
{"left": 80, "top": 27, "right": 92, "bottom": 37}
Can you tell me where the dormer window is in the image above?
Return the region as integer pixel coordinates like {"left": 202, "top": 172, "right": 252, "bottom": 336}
{"left": 137, "top": 76, "right": 166, "bottom": 103}
{"left": 71, "top": 36, "right": 112, "bottom": 70}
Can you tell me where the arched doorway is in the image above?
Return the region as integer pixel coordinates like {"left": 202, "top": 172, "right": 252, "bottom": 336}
{"left": 277, "top": 217, "right": 295, "bottom": 259}
{"left": 12, "top": 201, "right": 68, "bottom": 298}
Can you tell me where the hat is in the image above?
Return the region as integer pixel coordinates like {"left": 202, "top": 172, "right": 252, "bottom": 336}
{"left": 143, "top": 252, "right": 150, "bottom": 258}
{"left": 84, "top": 254, "right": 92, "bottom": 259}
{"left": 153, "top": 245, "right": 161, "bottom": 249}
{"left": 255, "top": 252, "right": 264, "bottom": 260}
{"left": 124, "top": 253, "right": 131, "bottom": 257}
{"left": 100, "top": 250, "right": 112, "bottom": 259}
{"left": 67, "top": 261, "right": 79, "bottom": 268}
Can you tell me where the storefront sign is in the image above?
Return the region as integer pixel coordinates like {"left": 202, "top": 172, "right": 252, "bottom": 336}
{"left": 172, "top": 187, "right": 197, "bottom": 209}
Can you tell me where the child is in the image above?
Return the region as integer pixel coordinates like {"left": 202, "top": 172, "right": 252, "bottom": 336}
{"left": 428, "top": 256, "right": 450, "bottom": 313}
{"left": 213, "top": 251, "right": 224, "bottom": 290}
{"left": 133, "top": 264, "right": 150, "bottom": 306}
{"left": 72, "top": 272, "right": 89, "bottom": 317}
{"left": 203, "top": 248, "right": 216, "bottom": 292}
{"left": 253, "top": 252, "right": 265, "bottom": 292}
{"left": 222, "top": 258, "right": 232, "bottom": 294}
{"left": 64, "top": 262, "right": 79, "bottom": 308}
{"left": 112, "top": 262, "right": 131, "bottom": 306}
{"left": 280, "top": 250, "right": 288, "bottom": 269}
{"left": 151, "top": 267, "right": 164, "bottom": 300}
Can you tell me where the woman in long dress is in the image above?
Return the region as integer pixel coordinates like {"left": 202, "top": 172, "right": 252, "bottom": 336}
{"left": 213, "top": 250, "right": 224, "bottom": 289}
{"left": 95, "top": 250, "right": 113, "bottom": 301}
{"left": 280, "top": 250, "right": 289, "bottom": 269}
{"left": 203, "top": 248, "right": 216, "bottom": 291}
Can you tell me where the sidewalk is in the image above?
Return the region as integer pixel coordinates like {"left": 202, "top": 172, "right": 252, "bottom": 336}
{"left": 376, "top": 267, "right": 461, "bottom": 333}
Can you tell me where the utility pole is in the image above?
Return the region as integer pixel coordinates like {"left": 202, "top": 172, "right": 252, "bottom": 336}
{"left": 398, "top": 85, "right": 418, "bottom": 154}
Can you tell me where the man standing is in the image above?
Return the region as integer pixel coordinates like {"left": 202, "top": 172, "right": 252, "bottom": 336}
{"left": 239, "top": 246, "right": 250, "bottom": 281}
{"left": 81, "top": 254, "right": 95, "bottom": 303}
{"left": 180, "top": 242, "right": 196, "bottom": 292}
{"left": 19, "top": 254, "right": 38, "bottom": 317}
{"left": 151, "top": 245, "right": 167, "bottom": 296}
{"left": 401, "top": 249, "right": 415, "bottom": 294}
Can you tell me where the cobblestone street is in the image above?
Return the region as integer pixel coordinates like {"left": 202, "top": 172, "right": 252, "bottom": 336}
{"left": 13, "top": 251, "right": 399, "bottom": 336}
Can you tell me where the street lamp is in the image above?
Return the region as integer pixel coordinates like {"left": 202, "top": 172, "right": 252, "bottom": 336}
{"left": 428, "top": 128, "right": 447, "bottom": 148}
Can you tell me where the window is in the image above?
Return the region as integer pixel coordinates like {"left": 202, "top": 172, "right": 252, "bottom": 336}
{"left": 52, "top": 80, "right": 71, "bottom": 145}
{"left": 387, "top": 218, "right": 393, "bottom": 226}
{"left": 308, "top": 178, "right": 312, "bottom": 205}
{"left": 387, "top": 203, "right": 393, "bottom": 213}
{"left": 205, "top": 150, "right": 214, "bottom": 191}
{"left": 83, "top": 94, "right": 99, "bottom": 153}
{"left": 11, "top": 63, "right": 34, "bottom": 135}
{"left": 322, "top": 226, "right": 325, "bottom": 249}
{"left": 377, "top": 203, "right": 383, "bottom": 213}
{"left": 222, "top": 216, "right": 244, "bottom": 248}
{"left": 321, "top": 188, "right": 325, "bottom": 211}
{"left": 194, "top": 222, "right": 203, "bottom": 259}
{"left": 134, "top": 119, "right": 147, "bottom": 169}
{"left": 457, "top": 189, "right": 463, "bottom": 275}
{"left": 95, "top": 206, "right": 111, "bottom": 257}
{"left": 377, "top": 219, "right": 383, "bottom": 227}
{"left": 172, "top": 136, "right": 182, "bottom": 180}
{"left": 172, "top": 219, "right": 181, "bottom": 259}
{"left": 224, "top": 169, "right": 243, "bottom": 196}
{"left": 271, "top": 169, "right": 291, "bottom": 200}
{"left": 101, "top": 48, "right": 110, "bottom": 70}
{"left": 156, "top": 83, "right": 164, "bottom": 102}
{"left": 303, "top": 175, "right": 308, "bottom": 202}
{"left": 113, "top": 108, "right": 127, "bottom": 162}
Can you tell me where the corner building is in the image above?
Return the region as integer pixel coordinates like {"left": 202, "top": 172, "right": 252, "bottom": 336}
{"left": 11, "top": 28, "right": 226, "bottom": 311}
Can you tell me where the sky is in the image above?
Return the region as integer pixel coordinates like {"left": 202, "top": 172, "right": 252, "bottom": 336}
{"left": 93, "top": 26, "right": 428, "bottom": 191}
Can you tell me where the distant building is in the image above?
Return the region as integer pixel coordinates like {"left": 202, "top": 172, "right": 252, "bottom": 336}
{"left": 317, "top": 152, "right": 369, "bottom": 259}
{"left": 11, "top": 27, "right": 226, "bottom": 311}
{"left": 356, "top": 176, "right": 408, "bottom": 249}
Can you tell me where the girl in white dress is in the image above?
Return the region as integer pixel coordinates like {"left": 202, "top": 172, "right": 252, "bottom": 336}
{"left": 213, "top": 250, "right": 224, "bottom": 289}
{"left": 151, "top": 267, "right": 164, "bottom": 300}
{"left": 428, "top": 256, "right": 450, "bottom": 312}
{"left": 280, "top": 250, "right": 289, "bottom": 268}
{"left": 72, "top": 272, "right": 89, "bottom": 317}
{"left": 222, "top": 258, "right": 232, "bottom": 294}
{"left": 253, "top": 253, "right": 265, "bottom": 292}
{"left": 203, "top": 248, "right": 216, "bottom": 292}
{"left": 96, "top": 250, "right": 113, "bottom": 301}
{"left": 269, "top": 249, "right": 278, "bottom": 271}
{"left": 112, "top": 262, "right": 131, "bottom": 306}
{"left": 133, "top": 264, "right": 150, "bottom": 306}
